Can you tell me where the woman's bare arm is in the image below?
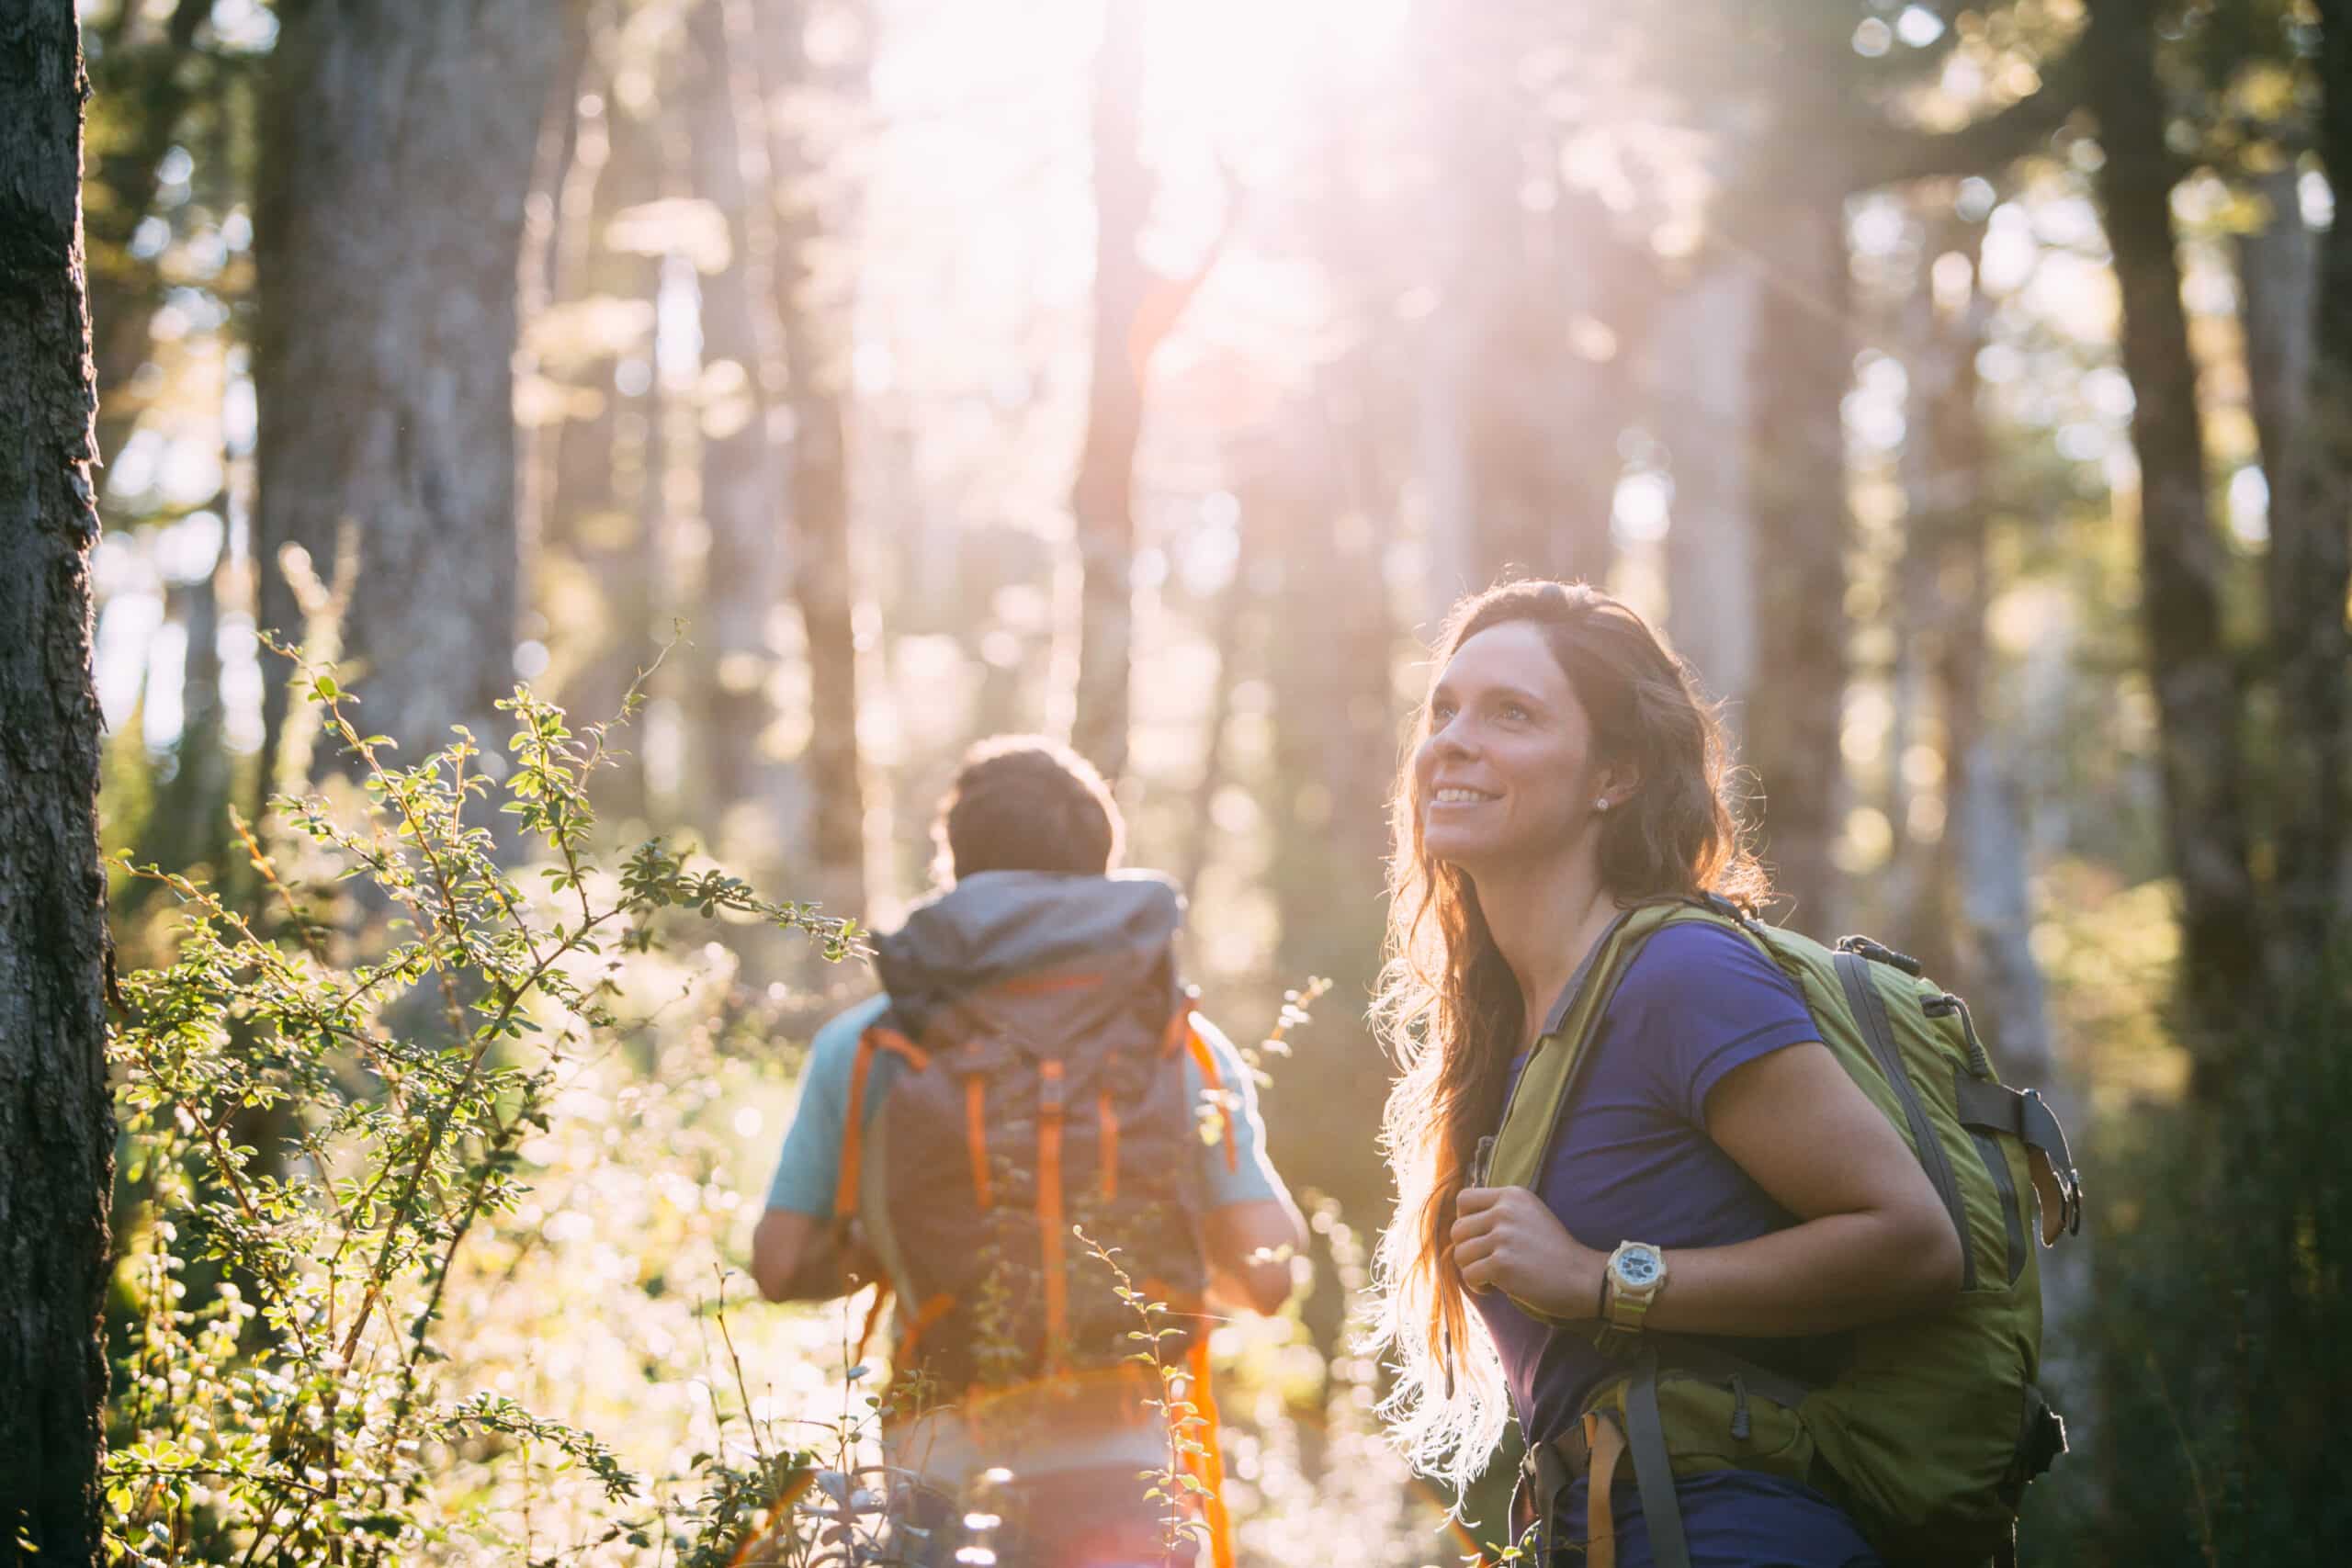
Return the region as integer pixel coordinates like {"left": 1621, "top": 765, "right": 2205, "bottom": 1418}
{"left": 1451, "top": 1042, "right": 1963, "bottom": 1335}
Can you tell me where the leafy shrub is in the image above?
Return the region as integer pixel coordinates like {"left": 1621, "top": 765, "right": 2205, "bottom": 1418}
{"left": 106, "top": 665, "right": 860, "bottom": 1565}
{"left": 2022, "top": 948, "right": 2352, "bottom": 1566}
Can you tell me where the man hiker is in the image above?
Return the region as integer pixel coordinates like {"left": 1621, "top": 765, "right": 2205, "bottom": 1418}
{"left": 750, "top": 735, "right": 1306, "bottom": 1567}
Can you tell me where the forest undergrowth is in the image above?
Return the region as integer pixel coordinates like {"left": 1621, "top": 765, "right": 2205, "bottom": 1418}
{"left": 97, "top": 667, "right": 1462, "bottom": 1567}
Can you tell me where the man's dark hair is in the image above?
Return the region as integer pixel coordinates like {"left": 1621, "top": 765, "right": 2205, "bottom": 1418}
{"left": 933, "top": 735, "right": 1124, "bottom": 883}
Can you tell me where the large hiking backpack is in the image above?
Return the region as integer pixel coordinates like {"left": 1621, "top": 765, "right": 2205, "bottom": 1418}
{"left": 834, "top": 874, "right": 1219, "bottom": 1395}
{"left": 1485, "top": 897, "right": 2083, "bottom": 1568}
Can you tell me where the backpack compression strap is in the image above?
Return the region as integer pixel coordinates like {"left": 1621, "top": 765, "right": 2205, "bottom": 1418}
{"left": 1954, "top": 1077, "right": 2085, "bottom": 1241}
{"left": 833, "top": 1025, "right": 930, "bottom": 1219}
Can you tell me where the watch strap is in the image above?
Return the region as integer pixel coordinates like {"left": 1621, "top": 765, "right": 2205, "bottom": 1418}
{"left": 1605, "top": 1242, "right": 1665, "bottom": 1332}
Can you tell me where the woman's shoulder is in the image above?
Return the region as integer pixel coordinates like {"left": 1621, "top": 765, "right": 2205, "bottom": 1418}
{"left": 1609, "top": 921, "right": 1806, "bottom": 1029}
{"left": 1615, "top": 917, "right": 1799, "bottom": 1002}
{"left": 1604, "top": 916, "right": 1819, "bottom": 1119}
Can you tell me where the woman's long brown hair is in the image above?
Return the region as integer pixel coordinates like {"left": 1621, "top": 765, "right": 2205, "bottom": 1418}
{"left": 1365, "top": 580, "right": 1768, "bottom": 1495}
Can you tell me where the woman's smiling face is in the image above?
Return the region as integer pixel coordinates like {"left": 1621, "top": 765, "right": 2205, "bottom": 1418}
{"left": 1414, "top": 619, "right": 1610, "bottom": 873}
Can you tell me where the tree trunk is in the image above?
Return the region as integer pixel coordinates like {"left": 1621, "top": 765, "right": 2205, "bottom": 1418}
{"left": 1743, "top": 184, "right": 1852, "bottom": 931}
{"left": 253, "top": 0, "right": 559, "bottom": 791}
{"left": 0, "top": 9, "right": 118, "bottom": 1558}
{"left": 139, "top": 545, "right": 231, "bottom": 878}
{"left": 1659, "top": 259, "right": 1760, "bottom": 731}
{"left": 1416, "top": 6, "right": 1626, "bottom": 601}
{"left": 2086, "top": 0, "right": 2264, "bottom": 1055}
{"left": 759, "top": 0, "right": 867, "bottom": 917}
{"left": 1067, "top": 0, "right": 1149, "bottom": 783}
{"left": 1879, "top": 210, "right": 1988, "bottom": 980}
{"left": 685, "top": 0, "right": 786, "bottom": 841}
{"left": 82, "top": 0, "right": 214, "bottom": 470}
{"left": 1179, "top": 488, "right": 1258, "bottom": 902}
{"left": 2269, "top": 3, "right": 2352, "bottom": 947}
{"left": 541, "top": 68, "right": 659, "bottom": 821}
{"left": 1264, "top": 395, "right": 1396, "bottom": 1220}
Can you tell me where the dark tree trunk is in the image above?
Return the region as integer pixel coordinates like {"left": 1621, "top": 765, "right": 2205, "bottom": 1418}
{"left": 2086, "top": 0, "right": 2264, "bottom": 1053}
{"left": 139, "top": 546, "right": 231, "bottom": 877}
{"left": 1743, "top": 183, "right": 1851, "bottom": 931}
{"left": 82, "top": 0, "right": 213, "bottom": 470}
{"left": 253, "top": 0, "right": 560, "bottom": 792}
{"left": 1067, "top": 0, "right": 1148, "bottom": 783}
{"left": 0, "top": 9, "right": 118, "bottom": 1560}
{"left": 685, "top": 0, "right": 786, "bottom": 840}
{"left": 758, "top": 0, "right": 867, "bottom": 917}
{"left": 2235, "top": 166, "right": 2312, "bottom": 506}
{"left": 1874, "top": 209, "right": 1996, "bottom": 982}
{"left": 2269, "top": 2, "right": 2352, "bottom": 946}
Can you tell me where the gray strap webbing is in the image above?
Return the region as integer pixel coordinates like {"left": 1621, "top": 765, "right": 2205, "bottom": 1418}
{"left": 1953, "top": 1080, "right": 2068, "bottom": 1163}
{"left": 1521, "top": 1427, "right": 1573, "bottom": 1564}
{"left": 1954, "top": 1080, "right": 2082, "bottom": 1182}
{"left": 1623, "top": 1354, "right": 1693, "bottom": 1568}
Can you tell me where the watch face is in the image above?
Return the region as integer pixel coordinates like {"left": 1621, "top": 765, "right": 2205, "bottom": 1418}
{"left": 1615, "top": 1247, "right": 1662, "bottom": 1289}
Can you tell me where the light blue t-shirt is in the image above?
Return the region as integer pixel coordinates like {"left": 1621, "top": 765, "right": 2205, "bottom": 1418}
{"left": 764, "top": 994, "right": 1283, "bottom": 1219}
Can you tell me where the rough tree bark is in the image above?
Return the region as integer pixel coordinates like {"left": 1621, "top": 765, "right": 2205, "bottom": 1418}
{"left": 1742, "top": 184, "right": 1851, "bottom": 931}
{"left": 2085, "top": 0, "right": 2264, "bottom": 1053}
{"left": 758, "top": 0, "right": 867, "bottom": 916}
{"left": 2267, "top": 3, "right": 2352, "bottom": 947}
{"left": 0, "top": 8, "right": 118, "bottom": 1560}
{"left": 252, "top": 0, "right": 560, "bottom": 793}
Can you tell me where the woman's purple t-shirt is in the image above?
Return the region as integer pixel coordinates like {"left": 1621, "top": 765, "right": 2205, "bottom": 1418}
{"left": 1469, "top": 921, "right": 1883, "bottom": 1568}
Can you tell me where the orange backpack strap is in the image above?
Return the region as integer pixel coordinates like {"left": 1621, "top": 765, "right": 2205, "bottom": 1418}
{"left": 1185, "top": 1337, "right": 1236, "bottom": 1568}
{"left": 1037, "top": 1058, "right": 1069, "bottom": 1371}
{"left": 1097, "top": 1090, "right": 1120, "bottom": 1202}
{"left": 1181, "top": 1020, "right": 1240, "bottom": 1174}
{"left": 964, "top": 1074, "right": 993, "bottom": 1207}
{"left": 835, "top": 1025, "right": 930, "bottom": 1219}
{"left": 895, "top": 1292, "right": 957, "bottom": 1365}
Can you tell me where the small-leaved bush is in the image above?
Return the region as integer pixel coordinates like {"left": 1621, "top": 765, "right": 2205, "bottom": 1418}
{"left": 106, "top": 661, "right": 862, "bottom": 1565}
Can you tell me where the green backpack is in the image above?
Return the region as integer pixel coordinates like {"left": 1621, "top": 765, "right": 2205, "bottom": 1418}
{"left": 1485, "top": 897, "right": 2081, "bottom": 1568}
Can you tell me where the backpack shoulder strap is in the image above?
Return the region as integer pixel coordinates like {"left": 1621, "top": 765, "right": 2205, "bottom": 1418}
{"left": 831, "top": 1021, "right": 929, "bottom": 1220}
{"left": 1485, "top": 898, "right": 1740, "bottom": 1199}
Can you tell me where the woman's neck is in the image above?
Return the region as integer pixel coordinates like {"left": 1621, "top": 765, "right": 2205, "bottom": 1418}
{"left": 1472, "top": 849, "right": 1620, "bottom": 1050}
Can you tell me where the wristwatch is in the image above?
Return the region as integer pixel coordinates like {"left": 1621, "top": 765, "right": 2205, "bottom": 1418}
{"left": 1602, "top": 1240, "right": 1668, "bottom": 1333}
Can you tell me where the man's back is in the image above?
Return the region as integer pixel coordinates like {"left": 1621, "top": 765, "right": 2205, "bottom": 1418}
{"left": 757, "top": 876, "right": 1297, "bottom": 1559}
{"left": 751, "top": 739, "right": 1300, "bottom": 1568}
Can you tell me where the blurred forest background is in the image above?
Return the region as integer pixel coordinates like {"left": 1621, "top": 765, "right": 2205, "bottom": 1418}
{"left": 31, "top": 0, "right": 2352, "bottom": 1561}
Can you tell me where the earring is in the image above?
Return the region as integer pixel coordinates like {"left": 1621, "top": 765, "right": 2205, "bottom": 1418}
{"left": 1595, "top": 796, "right": 1611, "bottom": 813}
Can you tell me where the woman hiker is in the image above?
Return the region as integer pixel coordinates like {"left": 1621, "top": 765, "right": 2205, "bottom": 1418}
{"left": 1368, "top": 580, "right": 1965, "bottom": 1567}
